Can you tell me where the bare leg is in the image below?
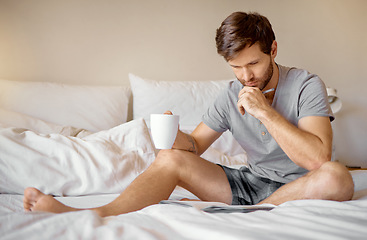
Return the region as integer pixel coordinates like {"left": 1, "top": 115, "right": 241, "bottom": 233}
{"left": 24, "top": 149, "right": 232, "bottom": 216}
{"left": 259, "top": 161, "right": 354, "bottom": 205}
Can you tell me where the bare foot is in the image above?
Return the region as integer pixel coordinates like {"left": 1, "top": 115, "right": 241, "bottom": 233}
{"left": 23, "top": 187, "right": 78, "bottom": 213}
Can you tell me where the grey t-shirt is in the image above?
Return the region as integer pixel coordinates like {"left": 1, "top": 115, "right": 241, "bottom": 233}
{"left": 202, "top": 65, "right": 334, "bottom": 183}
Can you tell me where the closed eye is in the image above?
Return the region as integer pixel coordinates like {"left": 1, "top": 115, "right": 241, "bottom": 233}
{"left": 230, "top": 65, "right": 241, "bottom": 69}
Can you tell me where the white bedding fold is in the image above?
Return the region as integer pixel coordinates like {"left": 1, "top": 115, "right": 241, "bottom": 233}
{"left": 0, "top": 119, "right": 155, "bottom": 196}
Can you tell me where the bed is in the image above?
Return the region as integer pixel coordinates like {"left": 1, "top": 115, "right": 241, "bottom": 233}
{"left": 1, "top": 76, "right": 367, "bottom": 240}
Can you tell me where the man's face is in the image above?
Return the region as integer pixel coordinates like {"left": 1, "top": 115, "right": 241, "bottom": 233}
{"left": 228, "top": 42, "right": 275, "bottom": 90}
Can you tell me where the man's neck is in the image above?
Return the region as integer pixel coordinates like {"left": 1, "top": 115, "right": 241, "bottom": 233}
{"left": 268, "top": 62, "right": 279, "bottom": 90}
{"left": 264, "top": 62, "right": 279, "bottom": 104}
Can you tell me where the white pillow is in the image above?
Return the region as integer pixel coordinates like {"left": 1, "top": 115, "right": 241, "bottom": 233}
{"left": 0, "top": 79, "right": 131, "bottom": 132}
{"left": 0, "top": 119, "right": 155, "bottom": 196}
{"left": 0, "top": 108, "right": 91, "bottom": 137}
{"left": 129, "top": 73, "right": 232, "bottom": 126}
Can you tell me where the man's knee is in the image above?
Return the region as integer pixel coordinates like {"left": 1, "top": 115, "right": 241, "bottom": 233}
{"left": 312, "top": 161, "right": 354, "bottom": 201}
{"left": 153, "top": 149, "right": 188, "bottom": 170}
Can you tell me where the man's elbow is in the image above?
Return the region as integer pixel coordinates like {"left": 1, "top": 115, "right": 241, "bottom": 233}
{"left": 308, "top": 152, "right": 332, "bottom": 171}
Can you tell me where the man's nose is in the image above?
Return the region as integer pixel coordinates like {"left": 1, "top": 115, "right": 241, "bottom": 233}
{"left": 239, "top": 67, "right": 254, "bottom": 81}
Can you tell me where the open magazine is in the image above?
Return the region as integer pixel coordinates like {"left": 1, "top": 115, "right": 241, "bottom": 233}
{"left": 159, "top": 200, "right": 275, "bottom": 213}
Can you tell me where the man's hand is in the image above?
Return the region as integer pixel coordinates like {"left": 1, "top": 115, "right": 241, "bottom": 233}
{"left": 237, "top": 87, "right": 272, "bottom": 119}
{"left": 162, "top": 110, "right": 198, "bottom": 154}
{"left": 164, "top": 110, "right": 173, "bottom": 116}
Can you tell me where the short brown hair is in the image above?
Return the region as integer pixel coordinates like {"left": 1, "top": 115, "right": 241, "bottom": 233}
{"left": 215, "top": 12, "right": 275, "bottom": 61}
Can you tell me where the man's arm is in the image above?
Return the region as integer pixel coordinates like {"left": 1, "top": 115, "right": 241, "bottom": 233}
{"left": 237, "top": 87, "right": 332, "bottom": 170}
{"left": 261, "top": 112, "right": 332, "bottom": 170}
{"left": 172, "top": 122, "right": 223, "bottom": 156}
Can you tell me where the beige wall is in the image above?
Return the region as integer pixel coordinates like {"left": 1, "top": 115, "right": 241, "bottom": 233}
{"left": 0, "top": 0, "right": 366, "bottom": 167}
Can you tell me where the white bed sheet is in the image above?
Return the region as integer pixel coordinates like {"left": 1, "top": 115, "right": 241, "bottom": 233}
{"left": 1, "top": 170, "right": 367, "bottom": 240}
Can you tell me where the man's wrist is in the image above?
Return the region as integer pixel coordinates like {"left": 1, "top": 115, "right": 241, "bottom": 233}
{"left": 258, "top": 107, "right": 278, "bottom": 124}
{"left": 172, "top": 131, "right": 198, "bottom": 154}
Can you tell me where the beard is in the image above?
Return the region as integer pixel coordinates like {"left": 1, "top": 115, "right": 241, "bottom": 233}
{"left": 237, "top": 57, "right": 274, "bottom": 90}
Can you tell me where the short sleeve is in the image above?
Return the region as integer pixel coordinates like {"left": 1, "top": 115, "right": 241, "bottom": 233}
{"left": 202, "top": 83, "right": 233, "bottom": 132}
{"left": 298, "top": 76, "right": 334, "bottom": 122}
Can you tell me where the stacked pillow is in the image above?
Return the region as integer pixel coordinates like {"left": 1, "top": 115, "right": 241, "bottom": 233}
{"left": 0, "top": 79, "right": 131, "bottom": 132}
{"left": 128, "top": 73, "right": 232, "bottom": 127}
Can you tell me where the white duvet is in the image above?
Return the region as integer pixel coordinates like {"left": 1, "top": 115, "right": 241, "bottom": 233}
{"left": 1, "top": 113, "right": 367, "bottom": 240}
{"left": 0, "top": 118, "right": 156, "bottom": 196}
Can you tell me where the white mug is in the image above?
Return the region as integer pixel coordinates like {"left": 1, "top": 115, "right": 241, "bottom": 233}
{"left": 150, "top": 114, "right": 179, "bottom": 149}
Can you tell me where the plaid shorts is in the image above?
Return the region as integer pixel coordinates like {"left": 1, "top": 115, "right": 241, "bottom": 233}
{"left": 219, "top": 165, "right": 285, "bottom": 205}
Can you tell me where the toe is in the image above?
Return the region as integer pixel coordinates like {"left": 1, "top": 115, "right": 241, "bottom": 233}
{"left": 24, "top": 187, "right": 45, "bottom": 201}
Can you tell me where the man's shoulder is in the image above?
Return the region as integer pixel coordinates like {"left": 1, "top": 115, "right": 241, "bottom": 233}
{"left": 279, "top": 64, "right": 320, "bottom": 82}
{"left": 278, "top": 65, "right": 325, "bottom": 94}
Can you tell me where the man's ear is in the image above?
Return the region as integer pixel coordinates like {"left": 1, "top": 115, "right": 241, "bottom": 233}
{"left": 271, "top": 41, "right": 278, "bottom": 58}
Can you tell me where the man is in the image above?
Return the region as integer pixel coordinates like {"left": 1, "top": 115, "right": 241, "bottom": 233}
{"left": 23, "top": 12, "right": 354, "bottom": 216}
